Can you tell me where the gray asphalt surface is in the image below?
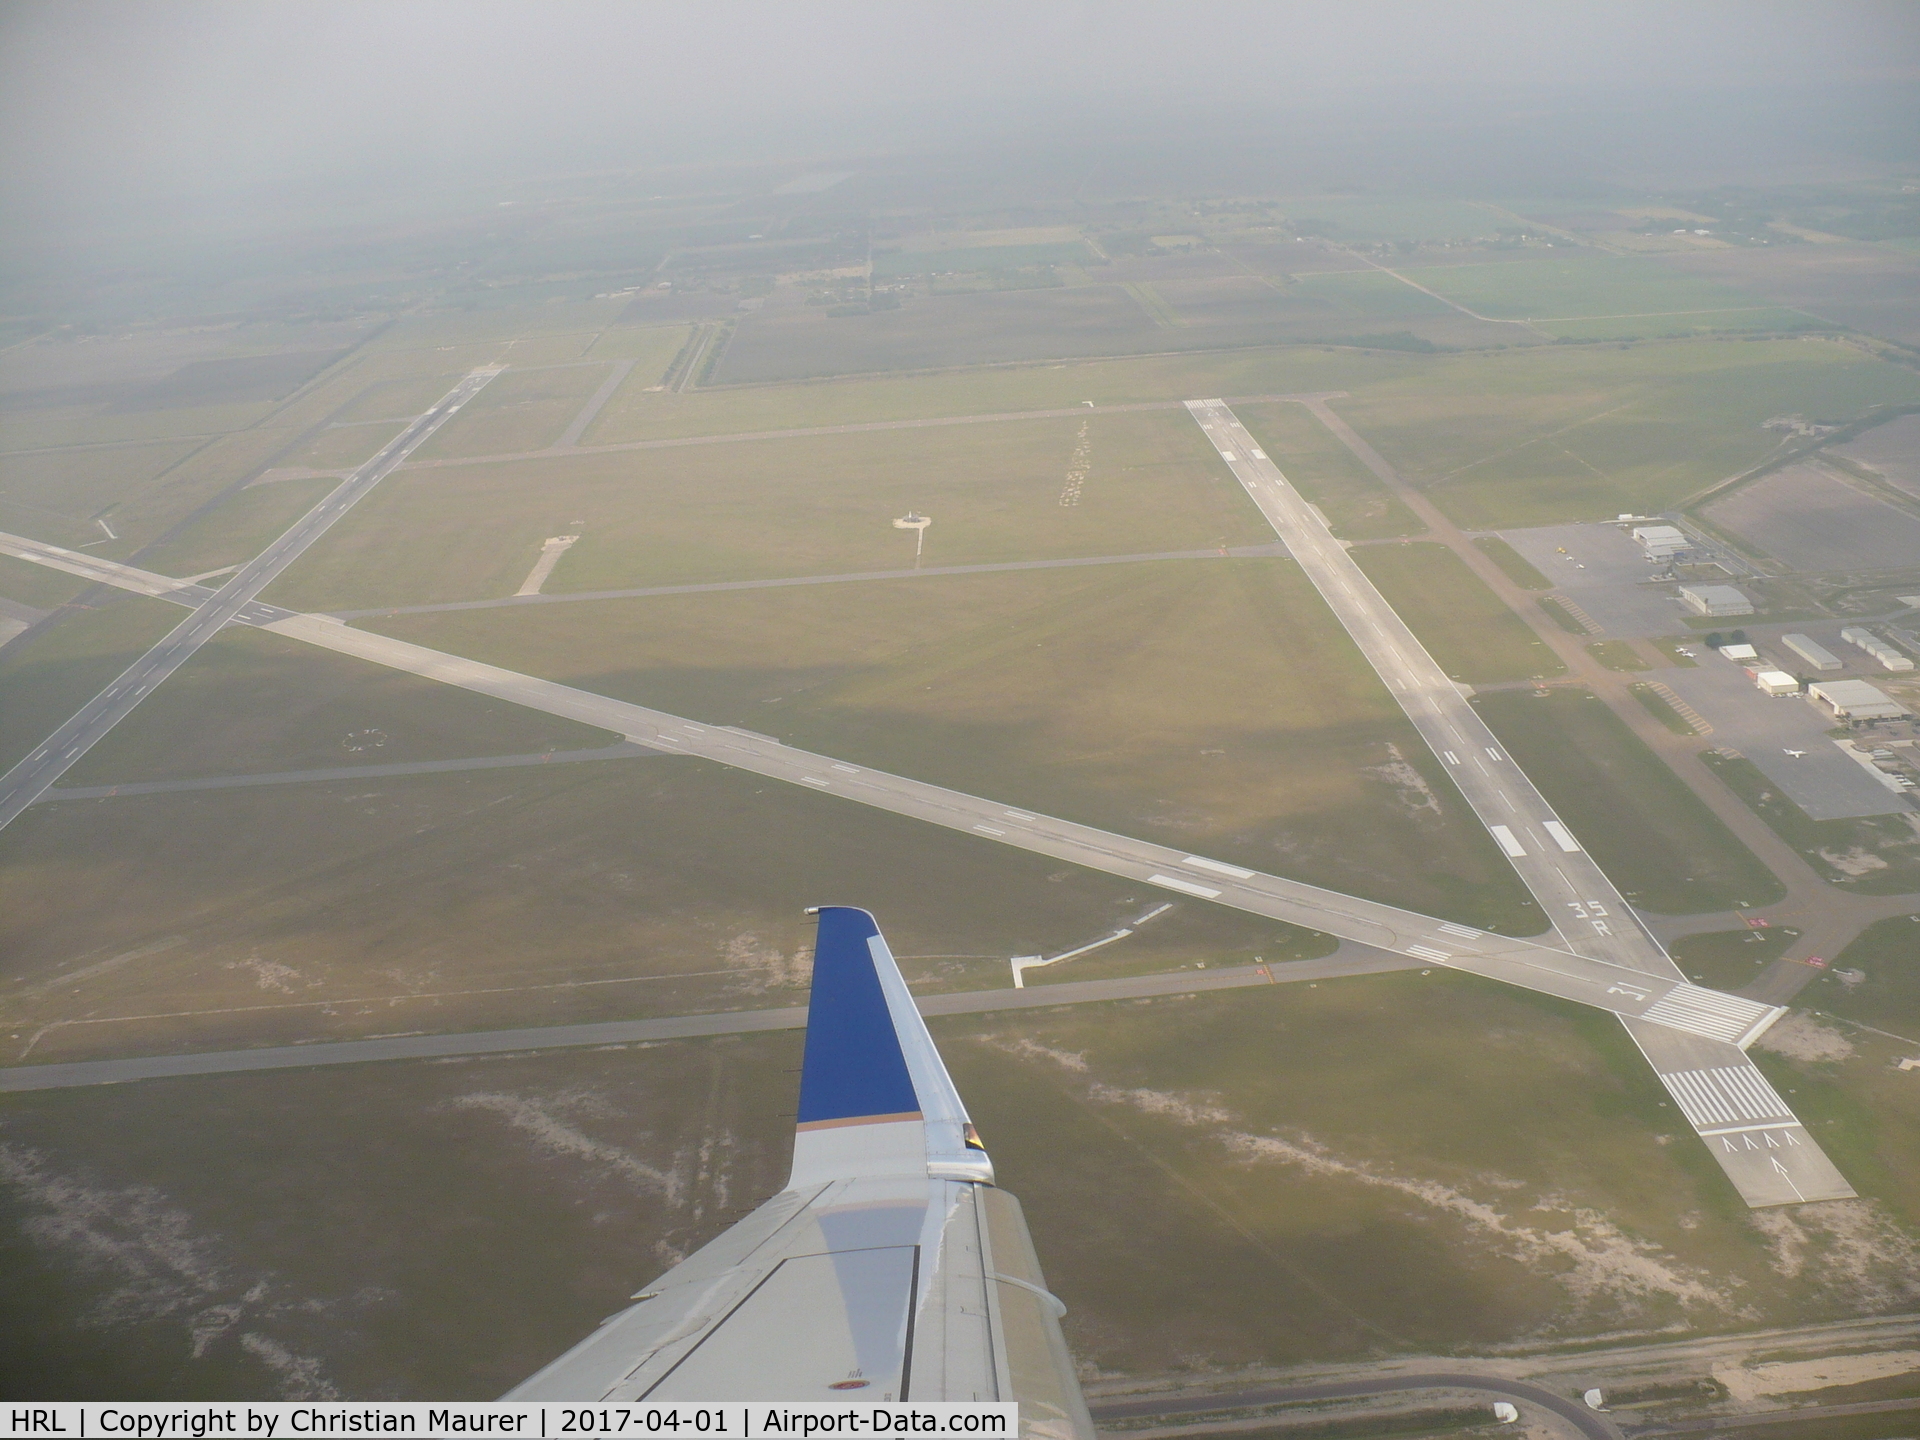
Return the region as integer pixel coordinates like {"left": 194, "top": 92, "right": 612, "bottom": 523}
{"left": 1191, "top": 399, "right": 1851, "bottom": 1207}
{"left": 0, "top": 367, "right": 502, "bottom": 832}
{"left": 39, "top": 742, "right": 664, "bottom": 802}
{"left": 328, "top": 544, "right": 1292, "bottom": 618}
{"left": 0, "top": 950, "right": 1419, "bottom": 1091}
{"left": 1091, "top": 1374, "right": 1617, "bottom": 1440}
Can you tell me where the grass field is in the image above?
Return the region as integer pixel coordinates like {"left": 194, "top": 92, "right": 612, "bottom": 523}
{"left": 580, "top": 343, "right": 1422, "bottom": 446}
{"left": 1806, "top": 913, "right": 1920, "bottom": 1037}
{"left": 1701, "top": 752, "right": 1920, "bottom": 895}
{"left": 135, "top": 477, "right": 335, "bottom": 580}
{"left": 0, "top": 553, "right": 89, "bottom": 610}
{"left": 365, "top": 561, "right": 1546, "bottom": 932}
{"left": 1473, "top": 689, "right": 1784, "bottom": 912}
{"left": 1352, "top": 542, "right": 1565, "bottom": 683}
{"left": 1472, "top": 535, "right": 1551, "bottom": 588}
{"left": 411, "top": 362, "right": 616, "bottom": 460}
{"left": 1587, "top": 639, "right": 1651, "bottom": 671}
{"left": 7, "top": 965, "right": 1914, "bottom": 1399}
{"left": 1, "top": 757, "right": 1316, "bottom": 1062}
{"left": 1333, "top": 339, "right": 1920, "bottom": 527}
{"left": 1669, "top": 927, "right": 1797, "bottom": 988}
{"left": 1237, "top": 401, "right": 1424, "bottom": 540}
{"left": 0, "top": 596, "right": 184, "bottom": 773}
{"left": 0, "top": 439, "right": 204, "bottom": 548}
{"left": 264, "top": 409, "right": 1279, "bottom": 611}
{"left": 65, "top": 624, "right": 619, "bottom": 785}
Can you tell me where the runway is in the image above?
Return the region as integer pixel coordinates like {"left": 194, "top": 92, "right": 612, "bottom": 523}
{"left": 0, "top": 949, "right": 1421, "bottom": 1092}
{"left": 10, "top": 549, "right": 1798, "bottom": 1048}
{"left": 0, "top": 367, "right": 502, "bottom": 832}
{"left": 1184, "top": 399, "right": 1852, "bottom": 1207}
{"left": 1, "top": 395, "right": 1854, "bottom": 1203}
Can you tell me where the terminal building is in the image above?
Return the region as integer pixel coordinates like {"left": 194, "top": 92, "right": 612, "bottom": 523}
{"left": 1840, "top": 626, "right": 1915, "bottom": 672}
{"left": 1679, "top": 583, "right": 1754, "bottom": 617}
{"left": 1633, "top": 524, "right": 1691, "bottom": 561}
{"left": 1781, "top": 634, "right": 1843, "bottom": 671}
{"left": 1810, "top": 679, "right": 1912, "bottom": 722}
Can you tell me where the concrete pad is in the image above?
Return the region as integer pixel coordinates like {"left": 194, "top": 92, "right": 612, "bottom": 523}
{"left": 1659, "top": 653, "right": 1912, "bottom": 819}
{"left": 1498, "top": 523, "right": 1687, "bottom": 637}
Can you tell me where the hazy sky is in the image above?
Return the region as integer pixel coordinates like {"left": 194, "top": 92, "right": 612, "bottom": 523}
{"left": 4, "top": 0, "right": 1917, "bottom": 220}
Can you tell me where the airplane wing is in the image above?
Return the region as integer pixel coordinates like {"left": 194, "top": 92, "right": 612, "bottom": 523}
{"left": 506, "top": 906, "right": 1095, "bottom": 1438}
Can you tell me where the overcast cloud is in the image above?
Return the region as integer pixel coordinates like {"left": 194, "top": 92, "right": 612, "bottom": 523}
{"left": 3, "top": 0, "right": 1917, "bottom": 221}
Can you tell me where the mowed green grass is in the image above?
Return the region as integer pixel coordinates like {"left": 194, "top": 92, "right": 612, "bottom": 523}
{"left": 1472, "top": 535, "right": 1551, "bottom": 589}
{"left": 2, "top": 757, "right": 1313, "bottom": 1062}
{"left": 0, "top": 439, "right": 203, "bottom": 547}
{"left": 367, "top": 561, "right": 1546, "bottom": 932}
{"left": 410, "top": 362, "right": 616, "bottom": 460}
{"left": 264, "top": 409, "right": 1279, "bottom": 611}
{"left": 0, "top": 596, "right": 184, "bottom": 772}
{"left": 1334, "top": 339, "right": 1920, "bottom": 526}
{"left": 135, "top": 477, "right": 335, "bottom": 580}
{"left": 1352, "top": 542, "right": 1564, "bottom": 682}
{"left": 1813, "top": 913, "right": 1920, "bottom": 1037}
{"left": 65, "top": 624, "right": 619, "bottom": 785}
{"left": 1235, "top": 401, "right": 1423, "bottom": 540}
{"left": 1474, "top": 689, "right": 1783, "bottom": 912}
{"left": 1670, "top": 927, "right": 1796, "bottom": 989}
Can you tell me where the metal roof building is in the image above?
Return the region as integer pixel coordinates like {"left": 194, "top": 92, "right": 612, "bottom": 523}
{"left": 1809, "top": 680, "right": 1911, "bottom": 721}
{"left": 1781, "top": 634, "right": 1842, "bottom": 671}
{"left": 1679, "top": 584, "right": 1754, "bottom": 617}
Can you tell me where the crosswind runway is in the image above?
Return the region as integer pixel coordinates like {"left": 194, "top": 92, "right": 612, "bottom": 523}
{"left": 8, "top": 534, "right": 1802, "bottom": 1047}
{"left": 1184, "top": 399, "right": 1852, "bottom": 1206}
{"left": 0, "top": 398, "right": 1853, "bottom": 1204}
{"left": 0, "top": 368, "right": 502, "bottom": 831}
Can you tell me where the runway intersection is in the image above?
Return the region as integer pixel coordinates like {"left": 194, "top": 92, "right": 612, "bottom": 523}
{"left": 0, "top": 383, "right": 1855, "bottom": 1207}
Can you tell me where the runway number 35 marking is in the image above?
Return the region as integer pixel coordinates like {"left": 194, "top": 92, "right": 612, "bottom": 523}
{"left": 1568, "top": 899, "right": 1612, "bottom": 936}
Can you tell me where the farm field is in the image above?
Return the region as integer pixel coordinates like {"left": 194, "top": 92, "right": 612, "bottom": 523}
{"left": 363, "top": 560, "right": 1546, "bottom": 932}
{"left": 1473, "top": 688, "right": 1784, "bottom": 913}
{"left": 1705, "top": 462, "right": 1920, "bottom": 572}
{"left": 1351, "top": 541, "right": 1564, "bottom": 683}
{"left": 1400, "top": 255, "right": 1774, "bottom": 323}
{"left": 264, "top": 409, "right": 1278, "bottom": 611}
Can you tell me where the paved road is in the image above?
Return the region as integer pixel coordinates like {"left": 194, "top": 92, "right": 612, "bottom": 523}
{"left": 0, "top": 368, "right": 501, "bottom": 832}
{"left": 41, "top": 742, "right": 663, "bottom": 802}
{"left": 1092, "top": 1374, "right": 1616, "bottom": 1440}
{"left": 0, "top": 950, "right": 1421, "bottom": 1090}
{"left": 328, "top": 545, "right": 1292, "bottom": 619}
{"left": 395, "top": 392, "right": 1347, "bottom": 471}
{"left": 1188, "top": 400, "right": 1852, "bottom": 1207}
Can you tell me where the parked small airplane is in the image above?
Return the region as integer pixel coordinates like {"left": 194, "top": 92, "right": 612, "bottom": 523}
{"left": 508, "top": 906, "right": 1092, "bottom": 1435}
{"left": 1784, "top": 749, "right": 1807, "bottom": 758}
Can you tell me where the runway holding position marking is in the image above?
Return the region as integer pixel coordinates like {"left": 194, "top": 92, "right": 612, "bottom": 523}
{"left": 0, "top": 368, "right": 503, "bottom": 832}
{"left": 1184, "top": 399, "right": 1851, "bottom": 1207}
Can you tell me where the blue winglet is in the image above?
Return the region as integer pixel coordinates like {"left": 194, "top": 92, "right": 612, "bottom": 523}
{"left": 796, "top": 907, "right": 922, "bottom": 1128}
